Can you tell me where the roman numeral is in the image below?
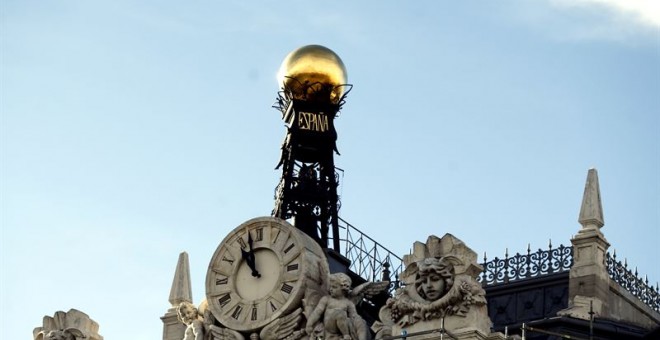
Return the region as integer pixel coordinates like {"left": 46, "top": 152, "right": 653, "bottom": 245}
{"left": 216, "top": 277, "right": 228, "bottom": 285}
{"left": 269, "top": 300, "right": 277, "bottom": 312}
{"left": 251, "top": 307, "right": 258, "bottom": 321}
{"left": 237, "top": 237, "right": 247, "bottom": 249}
{"left": 287, "top": 263, "right": 299, "bottom": 271}
{"left": 281, "top": 283, "right": 293, "bottom": 294}
{"left": 218, "top": 294, "right": 231, "bottom": 308}
{"left": 222, "top": 256, "right": 234, "bottom": 265}
{"left": 273, "top": 230, "right": 281, "bottom": 243}
{"left": 231, "top": 305, "right": 243, "bottom": 319}
{"left": 283, "top": 243, "right": 295, "bottom": 254}
{"left": 255, "top": 228, "right": 263, "bottom": 241}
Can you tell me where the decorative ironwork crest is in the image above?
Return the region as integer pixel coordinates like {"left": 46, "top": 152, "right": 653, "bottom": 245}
{"left": 606, "top": 251, "right": 660, "bottom": 313}
{"left": 478, "top": 242, "right": 573, "bottom": 286}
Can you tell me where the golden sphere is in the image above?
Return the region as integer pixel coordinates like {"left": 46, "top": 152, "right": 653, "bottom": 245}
{"left": 277, "top": 45, "right": 348, "bottom": 103}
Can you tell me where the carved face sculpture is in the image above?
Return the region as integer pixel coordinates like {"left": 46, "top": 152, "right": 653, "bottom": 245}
{"left": 46, "top": 330, "right": 74, "bottom": 340}
{"left": 328, "top": 273, "right": 351, "bottom": 298}
{"left": 419, "top": 272, "right": 445, "bottom": 300}
{"left": 414, "top": 258, "right": 454, "bottom": 301}
{"left": 328, "top": 281, "right": 342, "bottom": 298}
{"left": 177, "top": 302, "right": 198, "bottom": 325}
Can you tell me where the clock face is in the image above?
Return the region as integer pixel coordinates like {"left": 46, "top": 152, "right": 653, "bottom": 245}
{"left": 206, "top": 217, "right": 326, "bottom": 332}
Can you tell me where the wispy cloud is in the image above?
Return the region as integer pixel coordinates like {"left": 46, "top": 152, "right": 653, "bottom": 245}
{"left": 552, "top": 0, "right": 660, "bottom": 28}
{"left": 510, "top": 0, "right": 660, "bottom": 44}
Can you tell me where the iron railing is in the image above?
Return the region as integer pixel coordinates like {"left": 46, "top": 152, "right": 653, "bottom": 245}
{"left": 606, "top": 251, "right": 660, "bottom": 313}
{"left": 328, "top": 221, "right": 660, "bottom": 314}
{"left": 332, "top": 217, "right": 404, "bottom": 287}
{"left": 479, "top": 244, "right": 660, "bottom": 313}
{"left": 478, "top": 242, "right": 573, "bottom": 285}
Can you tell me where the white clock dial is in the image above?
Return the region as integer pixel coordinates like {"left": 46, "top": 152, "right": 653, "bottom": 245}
{"left": 205, "top": 217, "right": 328, "bottom": 332}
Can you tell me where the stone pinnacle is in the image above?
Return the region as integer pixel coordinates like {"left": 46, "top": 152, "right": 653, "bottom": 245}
{"left": 578, "top": 168, "right": 604, "bottom": 229}
{"left": 168, "top": 251, "right": 192, "bottom": 306}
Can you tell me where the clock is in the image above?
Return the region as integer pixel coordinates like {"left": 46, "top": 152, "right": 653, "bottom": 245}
{"left": 205, "top": 217, "right": 328, "bottom": 332}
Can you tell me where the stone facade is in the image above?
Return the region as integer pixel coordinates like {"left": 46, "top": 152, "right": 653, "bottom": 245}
{"left": 32, "top": 170, "right": 660, "bottom": 339}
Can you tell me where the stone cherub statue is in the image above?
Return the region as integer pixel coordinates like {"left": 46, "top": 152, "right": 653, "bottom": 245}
{"left": 177, "top": 301, "right": 249, "bottom": 340}
{"left": 177, "top": 302, "right": 206, "bottom": 340}
{"left": 306, "top": 272, "right": 389, "bottom": 340}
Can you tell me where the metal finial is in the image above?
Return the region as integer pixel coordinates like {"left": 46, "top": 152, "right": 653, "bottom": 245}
{"left": 382, "top": 261, "right": 391, "bottom": 282}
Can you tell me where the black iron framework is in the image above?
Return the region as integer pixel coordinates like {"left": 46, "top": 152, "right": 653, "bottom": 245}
{"left": 606, "top": 251, "right": 660, "bottom": 313}
{"left": 334, "top": 217, "right": 403, "bottom": 289}
{"left": 272, "top": 78, "right": 352, "bottom": 251}
{"left": 478, "top": 242, "right": 573, "bottom": 285}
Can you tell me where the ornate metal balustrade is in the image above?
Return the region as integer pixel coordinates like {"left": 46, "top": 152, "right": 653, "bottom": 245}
{"left": 478, "top": 242, "right": 573, "bottom": 286}
{"left": 333, "top": 217, "right": 404, "bottom": 287}
{"left": 327, "top": 219, "right": 660, "bottom": 314}
{"left": 606, "top": 251, "right": 660, "bottom": 313}
{"left": 478, "top": 243, "right": 660, "bottom": 313}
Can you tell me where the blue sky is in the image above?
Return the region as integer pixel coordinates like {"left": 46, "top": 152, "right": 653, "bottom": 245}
{"left": 2, "top": 1, "right": 658, "bottom": 339}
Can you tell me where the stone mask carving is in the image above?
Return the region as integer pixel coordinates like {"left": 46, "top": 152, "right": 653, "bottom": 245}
{"left": 372, "top": 234, "right": 491, "bottom": 339}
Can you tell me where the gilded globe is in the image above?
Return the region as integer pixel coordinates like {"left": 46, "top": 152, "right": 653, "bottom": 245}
{"left": 277, "top": 45, "right": 348, "bottom": 103}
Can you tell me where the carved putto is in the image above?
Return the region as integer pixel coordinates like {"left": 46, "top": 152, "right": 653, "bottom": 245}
{"left": 373, "top": 234, "right": 490, "bottom": 338}
{"left": 306, "top": 273, "right": 389, "bottom": 340}
{"left": 177, "top": 302, "right": 206, "bottom": 340}
{"left": 176, "top": 301, "right": 245, "bottom": 340}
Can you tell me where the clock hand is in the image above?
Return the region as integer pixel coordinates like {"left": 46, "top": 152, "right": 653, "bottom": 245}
{"left": 241, "top": 233, "right": 261, "bottom": 278}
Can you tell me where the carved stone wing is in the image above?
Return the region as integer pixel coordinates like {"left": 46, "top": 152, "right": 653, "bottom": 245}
{"left": 350, "top": 281, "right": 390, "bottom": 305}
{"left": 208, "top": 325, "right": 245, "bottom": 340}
{"left": 259, "top": 308, "right": 303, "bottom": 340}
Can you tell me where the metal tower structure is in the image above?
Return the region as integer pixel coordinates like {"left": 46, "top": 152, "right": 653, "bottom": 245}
{"left": 271, "top": 45, "right": 351, "bottom": 252}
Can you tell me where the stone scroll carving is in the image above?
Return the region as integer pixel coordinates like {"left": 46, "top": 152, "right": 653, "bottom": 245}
{"left": 372, "top": 234, "right": 491, "bottom": 339}
{"left": 33, "top": 309, "right": 103, "bottom": 340}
